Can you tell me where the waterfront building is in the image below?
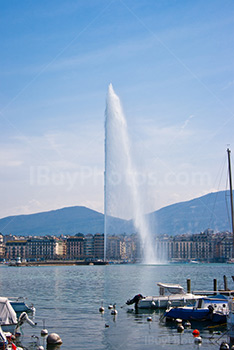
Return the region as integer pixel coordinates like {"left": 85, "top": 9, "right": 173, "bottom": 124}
{"left": 93, "top": 233, "right": 104, "bottom": 259}
{"left": 154, "top": 230, "right": 233, "bottom": 263}
{"left": 215, "top": 231, "right": 233, "bottom": 262}
{"left": 55, "top": 239, "right": 67, "bottom": 259}
{"left": 27, "top": 237, "right": 56, "bottom": 260}
{"left": 154, "top": 235, "right": 171, "bottom": 261}
{"left": 131, "top": 234, "right": 142, "bottom": 261}
{"left": 107, "top": 236, "right": 121, "bottom": 260}
{"left": 2, "top": 229, "right": 234, "bottom": 263}
{"left": 66, "top": 234, "right": 85, "bottom": 259}
{"left": 0, "top": 234, "right": 5, "bottom": 259}
{"left": 6, "top": 239, "right": 27, "bottom": 260}
{"left": 84, "top": 234, "right": 94, "bottom": 259}
{"left": 120, "top": 240, "right": 127, "bottom": 260}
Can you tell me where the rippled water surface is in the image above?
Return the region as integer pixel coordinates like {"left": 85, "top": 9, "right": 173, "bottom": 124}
{"left": 0, "top": 263, "right": 232, "bottom": 349}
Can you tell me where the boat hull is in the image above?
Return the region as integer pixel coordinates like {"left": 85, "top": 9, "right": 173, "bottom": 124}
{"left": 137, "top": 294, "right": 200, "bottom": 309}
{"left": 1, "top": 323, "right": 17, "bottom": 333}
{"left": 165, "top": 307, "right": 227, "bottom": 323}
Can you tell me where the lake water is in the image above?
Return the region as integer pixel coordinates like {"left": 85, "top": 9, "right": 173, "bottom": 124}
{"left": 1, "top": 263, "right": 232, "bottom": 350}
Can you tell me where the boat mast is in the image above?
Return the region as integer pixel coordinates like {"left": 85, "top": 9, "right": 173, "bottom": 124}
{"left": 227, "top": 148, "right": 234, "bottom": 258}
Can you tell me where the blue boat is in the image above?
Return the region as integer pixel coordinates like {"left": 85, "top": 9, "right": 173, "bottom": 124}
{"left": 164, "top": 294, "right": 228, "bottom": 324}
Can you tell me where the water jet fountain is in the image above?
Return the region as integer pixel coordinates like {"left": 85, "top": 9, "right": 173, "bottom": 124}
{"left": 104, "top": 84, "right": 157, "bottom": 264}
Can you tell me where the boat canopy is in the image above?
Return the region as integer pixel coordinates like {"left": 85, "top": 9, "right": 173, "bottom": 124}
{"left": 0, "top": 297, "right": 17, "bottom": 326}
{"left": 157, "top": 283, "right": 185, "bottom": 295}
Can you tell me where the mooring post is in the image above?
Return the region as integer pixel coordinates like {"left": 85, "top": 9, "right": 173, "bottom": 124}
{"left": 213, "top": 279, "right": 217, "bottom": 295}
{"left": 223, "top": 275, "right": 228, "bottom": 291}
{"left": 187, "top": 279, "right": 191, "bottom": 293}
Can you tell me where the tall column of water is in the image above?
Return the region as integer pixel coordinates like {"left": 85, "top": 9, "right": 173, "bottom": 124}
{"left": 104, "top": 84, "right": 157, "bottom": 264}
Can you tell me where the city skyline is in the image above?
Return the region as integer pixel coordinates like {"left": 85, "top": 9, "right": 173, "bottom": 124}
{"left": 1, "top": 1, "right": 233, "bottom": 219}
{"left": 3, "top": 229, "right": 234, "bottom": 263}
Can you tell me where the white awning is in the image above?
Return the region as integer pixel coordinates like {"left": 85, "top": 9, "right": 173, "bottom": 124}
{"left": 0, "top": 297, "right": 17, "bottom": 325}
{"left": 157, "top": 283, "right": 184, "bottom": 294}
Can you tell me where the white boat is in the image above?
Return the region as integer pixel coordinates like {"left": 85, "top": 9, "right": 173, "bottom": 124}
{"left": 126, "top": 282, "right": 204, "bottom": 309}
{"left": 0, "top": 297, "right": 18, "bottom": 333}
{"left": 8, "top": 297, "right": 35, "bottom": 314}
{"left": 0, "top": 297, "right": 36, "bottom": 335}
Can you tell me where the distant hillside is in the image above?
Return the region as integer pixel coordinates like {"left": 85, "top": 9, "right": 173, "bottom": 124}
{"left": 147, "top": 190, "right": 233, "bottom": 235}
{"left": 0, "top": 206, "right": 132, "bottom": 236}
{"left": 0, "top": 190, "right": 233, "bottom": 236}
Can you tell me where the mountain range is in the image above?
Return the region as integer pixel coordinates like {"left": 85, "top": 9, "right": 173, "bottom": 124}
{"left": 0, "top": 190, "right": 233, "bottom": 237}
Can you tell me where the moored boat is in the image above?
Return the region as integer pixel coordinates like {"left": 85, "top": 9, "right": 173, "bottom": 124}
{"left": 8, "top": 297, "right": 35, "bottom": 314}
{"left": 126, "top": 282, "right": 204, "bottom": 309}
{"left": 0, "top": 297, "right": 36, "bottom": 336}
{"left": 164, "top": 294, "right": 228, "bottom": 324}
{"left": 0, "top": 297, "right": 18, "bottom": 333}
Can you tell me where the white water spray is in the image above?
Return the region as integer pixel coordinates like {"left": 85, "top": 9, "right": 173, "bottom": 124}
{"left": 104, "top": 84, "right": 157, "bottom": 264}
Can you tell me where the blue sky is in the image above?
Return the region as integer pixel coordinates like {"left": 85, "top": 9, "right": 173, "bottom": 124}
{"left": 0, "top": 0, "right": 234, "bottom": 218}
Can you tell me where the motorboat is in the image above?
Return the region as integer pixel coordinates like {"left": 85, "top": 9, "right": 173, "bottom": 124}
{"left": 0, "top": 297, "right": 36, "bottom": 335}
{"left": 164, "top": 294, "right": 228, "bottom": 324}
{"left": 8, "top": 297, "right": 35, "bottom": 314}
{"left": 126, "top": 282, "right": 204, "bottom": 309}
{"left": 0, "top": 297, "right": 18, "bottom": 333}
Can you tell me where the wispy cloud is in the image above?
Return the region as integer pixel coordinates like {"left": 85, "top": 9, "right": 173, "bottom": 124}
{"left": 135, "top": 120, "right": 195, "bottom": 143}
{"left": 0, "top": 149, "right": 24, "bottom": 168}
{"left": 222, "top": 80, "right": 234, "bottom": 91}
{"left": 181, "top": 115, "right": 194, "bottom": 131}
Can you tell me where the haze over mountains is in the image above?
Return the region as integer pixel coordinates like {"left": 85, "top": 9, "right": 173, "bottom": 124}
{"left": 0, "top": 190, "right": 232, "bottom": 237}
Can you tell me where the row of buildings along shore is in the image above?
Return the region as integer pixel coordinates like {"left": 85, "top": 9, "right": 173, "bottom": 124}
{"left": 0, "top": 228, "right": 233, "bottom": 263}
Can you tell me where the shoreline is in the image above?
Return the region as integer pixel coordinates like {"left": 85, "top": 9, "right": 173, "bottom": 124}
{"left": 8, "top": 260, "right": 108, "bottom": 267}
